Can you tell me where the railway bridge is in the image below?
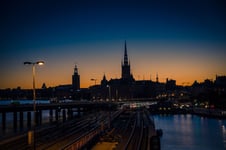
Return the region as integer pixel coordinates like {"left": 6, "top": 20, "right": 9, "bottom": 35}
{"left": 0, "top": 102, "right": 161, "bottom": 150}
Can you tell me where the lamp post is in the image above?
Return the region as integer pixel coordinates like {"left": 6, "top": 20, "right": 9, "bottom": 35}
{"left": 90, "top": 78, "right": 97, "bottom": 85}
{"left": 24, "top": 61, "right": 44, "bottom": 149}
{"left": 107, "top": 85, "right": 111, "bottom": 101}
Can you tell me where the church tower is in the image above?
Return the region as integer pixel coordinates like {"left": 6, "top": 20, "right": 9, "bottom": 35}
{"left": 121, "top": 41, "right": 132, "bottom": 80}
{"left": 101, "top": 74, "right": 108, "bottom": 86}
{"left": 72, "top": 64, "right": 80, "bottom": 92}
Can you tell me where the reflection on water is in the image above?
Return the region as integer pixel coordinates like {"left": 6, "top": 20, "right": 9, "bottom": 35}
{"left": 221, "top": 124, "right": 226, "bottom": 148}
{"left": 153, "top": 114, "right": 226, "bottom": 150}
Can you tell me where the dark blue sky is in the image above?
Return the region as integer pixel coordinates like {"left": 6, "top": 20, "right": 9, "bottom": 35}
{"left": 2, "top": 0, "right": 226, "bottom": 48}
{"left": 1, "top": 0, "right": 226, "bottom": 88}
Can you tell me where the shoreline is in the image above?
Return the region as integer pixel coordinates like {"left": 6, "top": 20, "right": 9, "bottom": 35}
{"left": 149, "top": 107, "right": 226, "bottom": 119}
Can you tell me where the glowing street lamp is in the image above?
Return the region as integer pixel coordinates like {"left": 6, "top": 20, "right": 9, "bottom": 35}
{"left": 24, "top": 61, "right": 44, "bottom": 149}
{"left": 24, "top": 61, "right": 44, "bottom": 112}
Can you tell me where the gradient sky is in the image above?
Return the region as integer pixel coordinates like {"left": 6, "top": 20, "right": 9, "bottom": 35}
{"left": 1, "top": 0, "right": 226, "bottom": 89}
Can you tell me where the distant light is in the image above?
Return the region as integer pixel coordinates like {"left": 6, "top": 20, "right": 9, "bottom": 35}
{"left": 36, "top": 61, "right": 44, "bottom": 65}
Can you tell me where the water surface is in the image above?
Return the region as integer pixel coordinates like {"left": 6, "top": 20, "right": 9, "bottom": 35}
{"left": 153, "top": 114, "right": 226, "bottom": 150}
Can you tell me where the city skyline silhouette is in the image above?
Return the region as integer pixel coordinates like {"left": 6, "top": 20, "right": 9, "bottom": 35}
{"left": 1, "top": 0, "right": 226, "bottom": 89}
{"left": 0, "top": 41, "right": 225, "bottom": 90}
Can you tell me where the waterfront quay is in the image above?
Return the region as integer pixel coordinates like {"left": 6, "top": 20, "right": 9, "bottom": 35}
{"left": 0, "top": 101, "right": 161, "bottom": 150}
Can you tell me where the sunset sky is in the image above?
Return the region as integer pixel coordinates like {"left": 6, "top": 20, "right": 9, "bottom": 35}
{"left": 1, "top": 0, "right": 226, "bottom": 89}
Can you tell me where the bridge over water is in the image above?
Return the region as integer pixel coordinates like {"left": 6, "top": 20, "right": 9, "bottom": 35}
{"left": 0, "top": 101, "right": 117, "bottom": 131}
{"left": 0, "top": 102, "right": 161, "bottom": 150}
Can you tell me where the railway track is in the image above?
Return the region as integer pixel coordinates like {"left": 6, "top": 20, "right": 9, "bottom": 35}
{"left": 1, "top": 108, "right": 158, "bottom": 150}
{"left": 0, "top": 111, "right": 117, "bottom": 150}
{"left": 99, "top": 108, "right": 156, "bottom": 150}
{"left": 123, "top": 110, "right": 146, "bottom": 150}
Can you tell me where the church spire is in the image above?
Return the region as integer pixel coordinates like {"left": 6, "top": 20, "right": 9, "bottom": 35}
{"left": 74, "top": 64, "right": 78, "bottom": 74}
{"left": 124, "top": 41, "right": 129, "bottom": 66}
{"left": 121, "top": 41, "right": 133, "bottom": 80}
{"left": 101, "top": 73, "right": 108, "bottom": 86}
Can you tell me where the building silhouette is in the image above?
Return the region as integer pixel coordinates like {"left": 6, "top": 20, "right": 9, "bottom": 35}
{"left": 1, "top": 42, "right": 225, "bottom": 107}
{"left": 72, "top": 64, "right": 80, "bottom": 92}
{"left": 121, "top": 41, "right": 134, "bottom": 82}
{"left": 89, "top": 41, "right": 164, "bottom": 100}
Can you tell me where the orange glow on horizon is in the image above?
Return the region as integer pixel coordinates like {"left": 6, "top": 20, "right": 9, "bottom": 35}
{"left": 1, "top": 68, "right": 223, "bottom": 89}
{"left": 0, "top": 43, "right": 225, "bottom": 89}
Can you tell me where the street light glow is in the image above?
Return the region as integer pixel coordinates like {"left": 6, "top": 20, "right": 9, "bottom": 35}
{"left": 23, "top": 60, "right": 44, "bottom": 149}
{"left": 36, "top": 61, "right": 44, "bottom": 65}
{"left": 24, "top": 61, "right": 45, "bottom": 65}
